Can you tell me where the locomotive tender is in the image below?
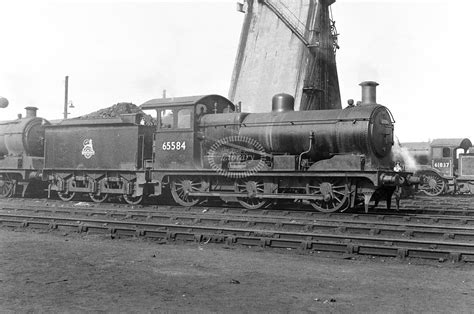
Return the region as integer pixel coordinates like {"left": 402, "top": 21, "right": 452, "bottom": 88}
{"left": 44, "top": 114, "right": 154, "bottom": 204}
{"left": 0, "top": 81, "right": 417, "bottom": 212}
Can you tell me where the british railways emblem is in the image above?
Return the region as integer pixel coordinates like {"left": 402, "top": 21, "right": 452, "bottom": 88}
{"left": 81, "top": 139, "right": 95, "bottom": 159}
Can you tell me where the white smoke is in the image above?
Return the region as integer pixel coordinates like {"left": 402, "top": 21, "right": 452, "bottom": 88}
{"left": 392, "top": 136, "right": 418, "bottom": 171}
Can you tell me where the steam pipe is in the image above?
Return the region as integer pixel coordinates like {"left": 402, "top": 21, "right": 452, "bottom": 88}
{"left": 298, "top": 131, "right": 314, "bottom": 170}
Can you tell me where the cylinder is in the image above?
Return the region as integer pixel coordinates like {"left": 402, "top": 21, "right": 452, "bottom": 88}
{"left": 25, "top": 107, "right": 38, "bottom": 118}
{"left": 360, "top": 81, "right": 378, "bottom": 105}
{"left": 272, "top": 93, "right": 294, "bottom": 112}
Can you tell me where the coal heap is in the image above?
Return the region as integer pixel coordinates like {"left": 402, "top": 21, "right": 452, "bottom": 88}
{"left": 79, "top": 102, "right": 141, "bottom": 119}
{"left": 78, "top": 102, "right": 156, "bottom": 125}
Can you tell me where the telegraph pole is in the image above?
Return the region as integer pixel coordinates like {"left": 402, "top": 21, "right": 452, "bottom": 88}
{"left": 64, "top": 76, "right": 69, "bottom": 119}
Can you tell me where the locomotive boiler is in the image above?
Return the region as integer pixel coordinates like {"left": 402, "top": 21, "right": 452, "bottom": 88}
{"left": 236, "top": 82, "right": 393, "bottom": 167}
{"left": 0, "top": 107, "right": 47, "bottom": 158}
{"left": 0, "top": 107, "right": 50, "bottom": 197}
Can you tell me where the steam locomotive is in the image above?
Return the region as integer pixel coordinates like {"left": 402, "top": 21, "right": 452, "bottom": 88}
{"left": 401, "top": 139, "right": 474, "bottom": 196}
{"left": 0, "top": 82, "right": 417, "bottom": 212}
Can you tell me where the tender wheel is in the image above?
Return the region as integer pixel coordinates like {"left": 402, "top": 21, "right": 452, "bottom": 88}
{"left": 123, "top": 194, "right": 143, "bottom": 205}
{"left": 89, "top": 192, "right": 109, "bottom": 203}
{"left": 419, "top": 171, "right": 446, "bottom": 196}
{"left": 57, "top": 179, "right": 76, "bottom": 201}
{"left": 306, "top": 179, "right": 349, "bottom": 213}
{"left": 87, "top": 179, "right": 106, "bottom": 203}
{"left": 234, "top": 179, "right": 268, "bottom": 209}
{"left": 0, "top": 177, "right": 14, "bottom": 198}
{"left": 57, "top": 190, "right": 75, "bottom": 201}
{"left": 170, "top": 177, "right": 205, "bottom": 207}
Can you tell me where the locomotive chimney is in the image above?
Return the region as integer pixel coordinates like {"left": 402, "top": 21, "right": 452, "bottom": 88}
{"left": 359, "top": 81, "right": 379, "bottom": 105}
{"left": 272, "top": 93, "right": 294, "bottom": 112}
{"left": 25, "top": 106, "right": 38, "bottom": 118}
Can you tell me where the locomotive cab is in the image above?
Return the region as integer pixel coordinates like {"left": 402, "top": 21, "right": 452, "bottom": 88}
{"left": 140, "top": 95, "right": 235, "bottom": 170}
{"left": 430, "top": 138, "right": 472, "bottom": 178}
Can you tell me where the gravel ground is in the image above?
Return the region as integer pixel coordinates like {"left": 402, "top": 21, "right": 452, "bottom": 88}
{"left": 0, "top": 228, "right": 473, "bottom": 313}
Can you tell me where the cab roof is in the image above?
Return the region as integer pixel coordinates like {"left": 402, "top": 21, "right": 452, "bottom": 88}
{"left": 431, "top": 138, "right": 472, "bottom": 150}
{"left": 140, "top": 94, "right": 235, "bottom": 111}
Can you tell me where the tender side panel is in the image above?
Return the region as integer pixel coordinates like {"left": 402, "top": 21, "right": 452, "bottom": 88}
{"left": 45, "top": 125, "right": 139, "bottom": 170}
{"left": 459, "top": 155, "right": 474, "bottom": 179}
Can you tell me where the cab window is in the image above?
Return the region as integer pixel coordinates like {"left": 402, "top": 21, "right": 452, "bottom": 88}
{"left": 177, "top": 108, "right": 192, "bottom": 129}
{"left": 432, "top": 147, "right": 442, "bottom": 158}
{"left": 160, "top": 109, "right": 174, "bottom": 129}
{"left": 442, "top": 147, "right": 451, "bottom": 158}
{"left": 141, "top": 109, "right": 158, "bottom": 126}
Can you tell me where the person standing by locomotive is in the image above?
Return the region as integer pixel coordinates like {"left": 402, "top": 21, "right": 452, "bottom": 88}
{"left": 394, "top": 161, "right": 403, "bottom": 172}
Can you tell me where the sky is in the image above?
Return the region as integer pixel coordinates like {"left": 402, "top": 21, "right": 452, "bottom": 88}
{"left": 0, "top": 0, "right": 473, "bottom": 142}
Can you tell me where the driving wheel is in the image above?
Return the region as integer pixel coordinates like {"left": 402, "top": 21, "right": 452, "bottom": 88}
{"left": 170, "top": 177, "right": 205, "bottom": 207}
{"left": 234, "top": 179, "right": 268, "bottom": 209}
{"left": 306, "top": 178, "right": 349, "bottom": 213}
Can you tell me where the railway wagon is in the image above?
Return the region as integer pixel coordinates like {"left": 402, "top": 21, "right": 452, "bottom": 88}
{"left": 402, "top": 138, "right": 474, "bottom": 195}
{"left": 141, "top": 82, "right": 417, "bottom": 212}
{"left": 43, "top": 114, "right": 154, "bottom": 204}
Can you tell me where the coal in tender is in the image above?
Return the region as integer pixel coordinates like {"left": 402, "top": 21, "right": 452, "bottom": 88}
{"left": 77, "top": 102, "right": 157, "bottom": 125}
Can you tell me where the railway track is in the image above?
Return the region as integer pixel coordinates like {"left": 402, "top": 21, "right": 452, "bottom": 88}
{"left": 1, "top": 199, "right": 473, "bottom": 262}
{"left": 2, "top": 199, "right": 474, "bottom": 226}
{"left": 401, "top": 195, "right": 474, "bottom": 208}
{"left": 2, "top": 194, "right": 474, "bottom": 215}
